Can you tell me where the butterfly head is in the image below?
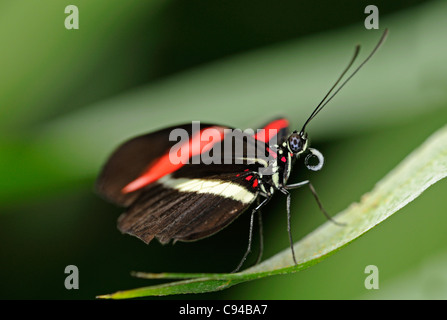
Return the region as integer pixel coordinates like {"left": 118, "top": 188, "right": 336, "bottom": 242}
{"left": 287, "top": 131, "right": 308, "bottom": 155}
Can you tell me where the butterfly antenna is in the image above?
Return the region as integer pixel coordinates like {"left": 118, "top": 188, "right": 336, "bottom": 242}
{"left": 300, "top": 29, "right": 388, "bottom": 134}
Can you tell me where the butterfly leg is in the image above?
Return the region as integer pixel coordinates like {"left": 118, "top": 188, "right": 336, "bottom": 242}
{"left": 278, "top": 188, "right": 298, "bottom": 265}
{"left": 285, "top": 180, "right": 344, "bottom": 226}
{"left": 232, "top": 195, "right": 271, "bottom": 273}
{"left": 255, "top": 202, "right": 264, "bottom": 265}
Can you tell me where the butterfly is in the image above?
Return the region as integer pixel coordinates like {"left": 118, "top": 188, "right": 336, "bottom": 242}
{"left": 96, "top": 29, "right": 388, "bottom": 271}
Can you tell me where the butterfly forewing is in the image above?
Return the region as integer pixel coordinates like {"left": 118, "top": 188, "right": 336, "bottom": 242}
{"left": 96, "top": 123, "right": 223, "bottom": 207}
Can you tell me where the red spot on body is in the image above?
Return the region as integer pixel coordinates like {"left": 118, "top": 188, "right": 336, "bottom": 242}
{"left": 236, "top": 174, "right": 240, "bottom": 177}
{"left": 281, "top": 156, "right": 286, "bottom": 162}
{"left": 244, "top": 169, "right": 249, "bottom": 172}
{"left": 252, "top": 179, "right": 259, "bottom": 188}
{"left": 245, "top": 175, "right": 253, "bottom": 181}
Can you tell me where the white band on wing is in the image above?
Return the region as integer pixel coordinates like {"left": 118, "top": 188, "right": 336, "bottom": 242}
{"left": 158, "top": 175, "right": 257, "bottom": 204}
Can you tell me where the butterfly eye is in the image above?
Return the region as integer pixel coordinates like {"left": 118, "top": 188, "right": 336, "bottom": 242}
{"left": 288, "top": 133, "right": 305, "bottom": 153}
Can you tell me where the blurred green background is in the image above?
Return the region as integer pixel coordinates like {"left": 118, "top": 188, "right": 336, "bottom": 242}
{"left": 1, "top": 0, "right": 447, "bottom": 299}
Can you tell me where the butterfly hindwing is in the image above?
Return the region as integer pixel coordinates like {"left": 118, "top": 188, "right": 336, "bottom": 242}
{"left": 117, "top": 172, "right": 259, "bottom": 244}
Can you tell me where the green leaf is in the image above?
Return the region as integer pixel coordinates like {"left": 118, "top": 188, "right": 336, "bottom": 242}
{"left": 0, "top": 1, "right": 165, "bottom": 132}
{"left": 98, "top": 124, "right": 447, "bottom": 299}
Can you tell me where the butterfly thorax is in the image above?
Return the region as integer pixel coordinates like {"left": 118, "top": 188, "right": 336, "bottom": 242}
{"left": 255, "top": 140, "right": 296, "bottom": 197}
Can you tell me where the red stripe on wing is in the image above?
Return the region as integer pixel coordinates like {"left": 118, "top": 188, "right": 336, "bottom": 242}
{"left": 253, "top": 118, "right": 289, "bottom": 158}
{"left": 253, "top": 118, "right": 289, "bottom": 143}
{"left": 122, "top": 126, "right": 226, "bottom": 193}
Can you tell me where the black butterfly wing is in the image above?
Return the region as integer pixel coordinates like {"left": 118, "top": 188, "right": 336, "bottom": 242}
{"left": 96, "top": 123, "right": 222, "bottom": 207}
{"left": 97, "top": 118, "right": 290, "bottom": 244}
{"left": 117, "top": 169, "right": 260, "bottom": 244}
{"left": 257, "top": 117, "right": 290, "bottom": 146}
